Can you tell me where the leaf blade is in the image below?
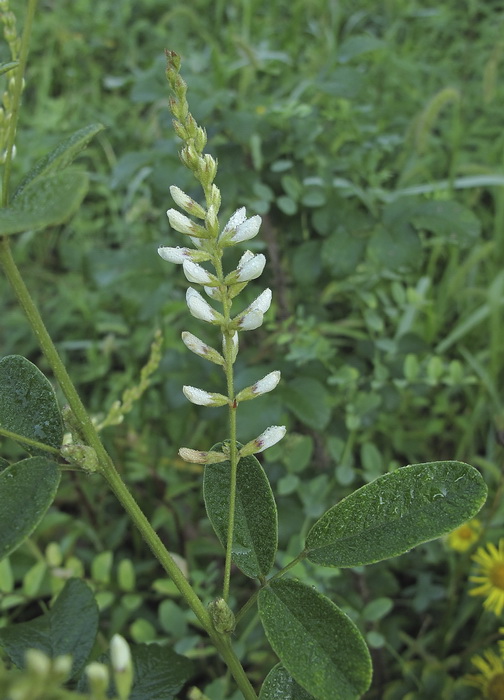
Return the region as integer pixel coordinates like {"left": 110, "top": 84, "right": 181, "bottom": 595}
{"left": 0, "top": 170, "right": 89, "bottom": 236}
{"left": 0, "top": 457, "right": 60, "bottom": 560}
{"left": 0, "top": 355, "right": 63, "bottom": 455}
{"left": 258, "top": 579, "right": 372, "bottom": 700}
{"left": 203, "top": 444, "right": 278, "bottom": 578}
{"left": 13, "top": 122, "right": 104, "bottom": 198}
{"left": 305, "top": 461, "right": 487, "bottom": 567}
{"left": 0, "top": 578, "right": 98, "bottom": 678}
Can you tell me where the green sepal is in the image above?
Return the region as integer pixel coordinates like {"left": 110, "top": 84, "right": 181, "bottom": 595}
{"left": 13, "top": 122, "right": 104, "bottom": 199}
{"left": 203, "top": 442, "right": 278, "bottom": 578}
{"left": 0, "top": 355, "right": 63, "bottom": 456}
{"left": 0, "top": 457, "right": 60, "bottom": 560}
{"left": 0, "top": 170, "right": 89, "bottom": 236}
{"left": 305, "top": 461, "right": 487, "bottom": 568}
{"left": 258, "top": 578, "right": 372, "bottom": 700}
{"left": 0, "top": 578, "right": 98, "bottom": 679}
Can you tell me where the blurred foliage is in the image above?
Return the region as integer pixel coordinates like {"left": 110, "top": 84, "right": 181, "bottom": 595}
{"left": 1, "top": 0, "right": 504, "bottom": 697}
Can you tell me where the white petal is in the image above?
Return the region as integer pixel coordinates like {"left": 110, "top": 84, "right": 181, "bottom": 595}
{"left": 223, "top": 207, "right": 247, "bottom": 233}
{"left": 182, "top": 385, "right": 228, "bottom": 406}
{"left": 231, "top": 214, "right": 261, "bottom": 243}
{"left": 186, "top": 287, "right": 219, "bottom": 323}
{"left": 253, "top": 370, "right": 281, "bottom": 395}
{"left": 183, "top": 260, "right": 214, "bottom": 284}
{"left": 170, "top": 186, "right": 193, "bottom": 211}
{"left": 110, "top": 635, "right": 131, "bottom": 673}
{"left": 251, "top": 288, "right": 272, "bottom": 314}
{"left": 255, "top": 425, "right": 286, "bottom": 452}
{"left": 158, "top": 246, "right": 191, "bottom": 264}
{"left": 167, "top": 208, "right": 196, "bottom": 235}
{"left": 183, "top": 386, "right": 215, "bottom": 406}
{"left": 236, "top": 253, "right": 266, "bottom": 282}
{"left": 238, "top": 309, "right": 264, "bottom": 331}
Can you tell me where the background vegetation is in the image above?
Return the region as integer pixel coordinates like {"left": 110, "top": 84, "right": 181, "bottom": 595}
{"left": 1, "top": 0, "right": 504, "bottom": 697}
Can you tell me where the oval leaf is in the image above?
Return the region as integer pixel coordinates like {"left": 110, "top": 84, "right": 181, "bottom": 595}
{"left": 203, "top": 443, "right": 277, "bottom": 578}
{"left": 14, "top": 123, "right": 104, "bottom": 199}
{"left": 260, "top": 664, "right": 316, "bottom": 700}
{"left": 305, "top": 461, "right": 487, "bottom": 567}
{"left": 258, "top": 579, "right": 372, "bottom": 700}
{"left": 0, "top": 457, "right": 60, "bottom": 560}
{"left": 0, "top": 355, "right": 63, "bottom": 455}
{"left": 0, "top": 578, "right": 98, "bottom": 678}
{"left": 0, "top": 170, "right": 88, "bottom": 236}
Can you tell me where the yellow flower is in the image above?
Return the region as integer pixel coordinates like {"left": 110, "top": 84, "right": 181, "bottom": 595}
{"left": 446, "top": 519, "right": 482, "bottom": 552}
{"left": 470, "top": 540, "right": 504, "bottom": 615}
{"left": 464, "top": 648, "right": 504, "bottom": 699}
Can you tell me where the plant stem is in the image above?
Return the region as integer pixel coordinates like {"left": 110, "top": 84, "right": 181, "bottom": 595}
{"left": 2, "top": 0, "right": 38, "bottom": 206}
{"left": 214, "top": 254, "right": 239, "bottom": 603}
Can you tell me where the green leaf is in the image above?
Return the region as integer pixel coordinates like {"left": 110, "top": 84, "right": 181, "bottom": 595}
{"left": 0, "top": 578, "right": 98, "bottom": 678}
{"left": 305, "top": 461, "right": 487, "bottom": 567}
{"left": 411, "top": 199, "right": 481, "bottom": 248}
{"left": 258, "top": 579, "right": 372, "bottom": 700}
{"left": 260, "top": 664, "right": 316, "bottom": 699}
{"left": 203, "top": 443, "right": 277, "bottom": 578}
{"left": 0, "top": 170, "right": 89, "bottom": 236}
{"left": 283, "top": 377, "right": 331, "bottom": 430}
{"left": 0, "top": 355, "right": 63, "bottom": 455}
{"left": 13, "top": 123, "right": 104, "bottom": 198}
{"left": 0, "top": 457, "right": 60, "bottom": 560}
{"left": 0, "top": 61, "right": 19, "bottom": 76}
{"left": 128, "top": 644, "right": 194, "bottom": 700}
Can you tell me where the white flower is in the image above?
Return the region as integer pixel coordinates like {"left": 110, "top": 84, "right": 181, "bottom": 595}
{"left": 110, "top": 635, "right": 131, "bottom": 673}
{"left": 158, "top": 246, "right": 192, "bottom": 264}
{"left": 236, "top": 370, "right": 281, "bottom": 402}
{"left": 181, "top": 331, "right": 224, "bottom": 365}
{"left": 253, "top": 370, "right": 281, "bottom": 395}
{"left": 186, "top": 287, "right": 222, "bottom": 323}
{"left": 170, "top": 185, "right": 206, "bottom": 218}
{"left": 240, "top": 425, "right": 287, "bottom": 456}
{"left": 235, "top": 253, "right": 266, "bottom": 282}
{"left": 233, "top": 214, "right": 261, "bottom": 243}
{"left": 235, "top": 288, "right": 272, "bottom": 330}
{"left": 183, "top": 385, "right": 228, "bottom": 406}
{"left": 167, "top": 208, "right": 207, "bottom": 238}
{"left": 178, "top": 448, "right": 227, "bottom": 464}
{"left": 220, "top": 207, "right": 261, "bottom": 244}
{"left": 182, "top": 260, "right": 216, "bottom": 285}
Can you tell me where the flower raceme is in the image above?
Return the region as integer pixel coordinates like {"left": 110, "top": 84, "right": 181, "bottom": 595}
{"left": 158, "top": 178, "right": 285, "bottom": 462}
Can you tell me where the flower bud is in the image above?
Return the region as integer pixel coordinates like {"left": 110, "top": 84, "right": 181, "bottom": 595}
{"left": 178, "top": 448, "right": 227, "bottom": 464}
{"left": 170, "top": 185, "right": 206, "bottom": 218}
{"left": 205, "top": 204, "right": 219, "bottom": 236}
{"left": 167, "top": 208, "right": 208, "bottom": 238}
{"left": 223, "top": 332, "right": 239, "bottom": 363}
{"left": 110, "top": 634, "right": 133, "bottom": 700}
{"left": 182, "top": 260, "right": 218, "bottom": 285}
{"left": 234, "top": 288, "right": 272, "bottom": 330}
{"left": 208, "top": 597, "right": 236, "bottom": 634}
{"left": 186, "top": 287, "right": 223, "bottom": 324}
{"left": 240, "top": 425, "right": 287, "bottom": 456}
{"left": 220, "top": 208, "right": 261, "bottom": 245}
{"left": 233, "top": 253, "right": 266, "bottom": 283}
{"left": 183, "top": 385, "right": 229, "bottom": 407}
{"left": 86, "top": 662, "right": 109, "bottom": 696}
{"left": 236, "top": 370, "right": 281, "bottom": 402}
{"left": 181, "top": 331, "right": 225, "bottom": 366}
{"left": 158, "top": 246, "right": 211, "bottom": 264}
